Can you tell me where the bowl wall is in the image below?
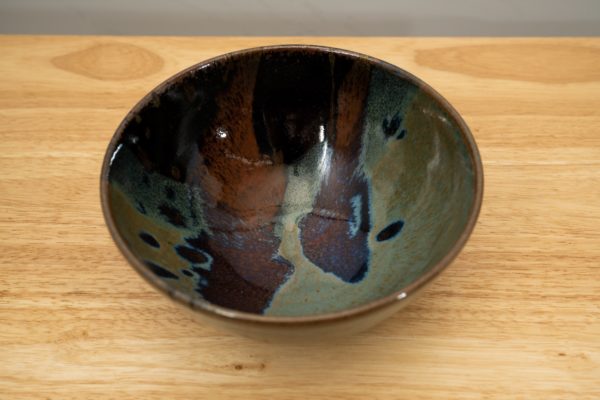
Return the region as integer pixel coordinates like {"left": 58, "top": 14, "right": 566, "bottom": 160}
{"left": 103, "top": 45, "right": 481, "bottom": 324}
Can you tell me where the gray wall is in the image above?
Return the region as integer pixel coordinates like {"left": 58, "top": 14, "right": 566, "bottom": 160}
{"left": 1, "top": 0, "right": 599, "bottom": 36}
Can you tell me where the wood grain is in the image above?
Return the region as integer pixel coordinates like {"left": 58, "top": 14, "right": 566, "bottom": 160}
{"left": 1, "top": 36, "right": 599, "bottom": 399}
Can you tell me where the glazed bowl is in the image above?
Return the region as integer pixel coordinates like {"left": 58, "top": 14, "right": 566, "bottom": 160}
{"left": 101, "top": 45, "right": 483, "bottom": 340}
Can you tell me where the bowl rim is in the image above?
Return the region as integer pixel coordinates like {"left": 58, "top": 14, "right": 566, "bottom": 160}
{"left": 100, "top": 44, "right": 484, "bottom": 326}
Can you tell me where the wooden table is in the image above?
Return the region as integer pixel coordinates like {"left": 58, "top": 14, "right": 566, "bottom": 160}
{"left": 1, "top": 36, "right": 599, "bottom": 399}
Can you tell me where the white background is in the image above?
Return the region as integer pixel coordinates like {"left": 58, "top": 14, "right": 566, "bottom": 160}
{"left": 1, "top": 0, "right": 599, "bottom": 36}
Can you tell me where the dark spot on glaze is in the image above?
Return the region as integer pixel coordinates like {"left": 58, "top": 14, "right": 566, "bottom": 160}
{"left": 136, "top": 201, "right": 147, "bottom": 214}
{"left": 146, "top": 261, "right": 178, "bottom": 279}
{"left": 376, "top": 220, "right": 405, "bottom": 242}
{"left": 382, "top": 112, "right": 402, "bottom": 138}
{"left": 191, "top": 265, "right": 210, "bottom": 278}
{"left": 176, "top": 245, "right": 209, "bottom": 263}
{"left": 185, "top": 235, "right": 204, "bottom": 249}
{"left": 558, "top": 352, "right": 566, "bottom": 356}
{"left": 234, "top": 364, "right": 243, "bottom": 370}
{"left": 165, "top": 186, "right": 175, "bottom": 200}
{"left": 158, "top": 204, "right": 186, "bottom": 227}
{"left": 142, "top": 174, "right": 150, "bottom": 187}
{"left": 139, "top": 231, "right": 160, "bottom": 248}
{"left": 182, "top": 269, "right": 194, "bottom": 277}
{"left": 397, "top": 129, "right": 406, "bottom": 139}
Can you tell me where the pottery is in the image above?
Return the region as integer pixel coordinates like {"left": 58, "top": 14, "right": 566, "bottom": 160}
{"left": 100, "top": 45, "right": 483, "bottom": 340}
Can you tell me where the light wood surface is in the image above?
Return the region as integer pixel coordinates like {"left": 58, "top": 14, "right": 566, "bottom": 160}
{"left": 1, "top": 36, "right": 599, "bottom": 399}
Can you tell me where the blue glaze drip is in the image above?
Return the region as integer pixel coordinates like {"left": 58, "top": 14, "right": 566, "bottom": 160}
{"left": 348, "top": 194, "right": 363, "bottom": 238}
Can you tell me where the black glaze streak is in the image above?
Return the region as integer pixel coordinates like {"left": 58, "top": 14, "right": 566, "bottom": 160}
{"left": 176, "top": 245, "right": 208, "bottom": 263}
{"left": 125, "top": 69, "right": 220, "bottom": 181}
{"left": 142, "top": 174, "right": 150, "bottom": 187}
{"left": 182, "top": 269, "right": 194, "bottom": 277}
{"left": 146, "top": 261, "right": 178, "bottom": 279}
{"left": 158, "top": 204, "right": 187, "bottom": 227}
{"left": 139, "top": 232, "right": 160, "bottom": 248}
{"left": 136, "top": 201, "right": 147, "bottom": 215}
{"left": 382, "top": 112, "right": 402, "bottom": 138}
{"left": 165, "top": 186, "right": 175, "bottom": 200}
{"left": 252, "top": 51, "right": 328, "bottom": 164}
{"left": 349, "top": 262, "right": 368, "bottom": 283}
{"left": 376, "top": 220, "right": 405, "bottom": 242}
{"left": 397, "top": 129, "right": 406, "bottom": 140}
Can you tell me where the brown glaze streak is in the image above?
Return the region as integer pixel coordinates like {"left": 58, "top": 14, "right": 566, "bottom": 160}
{"left": 299, "top": 60, "right": 372, "bottom": 282}
{"left": 187, "top": 54, "right": 293, "bottom": 313}
{"left": 192, "top": 54, "right": 285, "bottom": 224}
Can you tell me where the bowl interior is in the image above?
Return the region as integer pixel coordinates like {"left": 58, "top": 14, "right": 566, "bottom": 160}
{"left": 104, "top": 47, "right": 479, "bottom": 317}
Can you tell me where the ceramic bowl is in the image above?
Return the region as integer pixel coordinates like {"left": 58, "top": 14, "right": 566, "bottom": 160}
{"left": 101, "top": 45, "right": 483, "bottom": 340}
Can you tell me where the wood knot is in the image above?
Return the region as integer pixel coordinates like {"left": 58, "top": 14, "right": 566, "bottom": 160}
{"left": 52, "top": 42, "right": 163, "bottom": 81}
{"left": 231, "top": 362, "right": 266, "bottom": 371}
{"left": 415, "top": 43, "right": 600, "bottom": 83}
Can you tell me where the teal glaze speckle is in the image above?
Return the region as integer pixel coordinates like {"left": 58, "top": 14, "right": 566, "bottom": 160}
{"left": 103, "top": 46, "right": 480, "bottom": 318}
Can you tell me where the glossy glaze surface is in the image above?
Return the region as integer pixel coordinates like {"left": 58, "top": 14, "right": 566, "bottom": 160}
{"left": 103, "top": 46, "right": 480, "bottom": 318}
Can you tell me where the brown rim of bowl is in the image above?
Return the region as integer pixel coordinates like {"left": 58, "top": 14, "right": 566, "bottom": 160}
{"left": 100, "top": 44, "right": 484, "bottom": 327}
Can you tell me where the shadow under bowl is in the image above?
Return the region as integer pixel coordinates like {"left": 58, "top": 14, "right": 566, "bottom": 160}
{"left": 101, "top": 45, "right": 483, "bottom": 340}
